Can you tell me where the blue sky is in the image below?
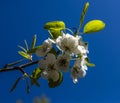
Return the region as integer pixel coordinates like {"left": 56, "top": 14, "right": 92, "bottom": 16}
{"left": 0, "top": 0, "right": 120, "bottom": 103}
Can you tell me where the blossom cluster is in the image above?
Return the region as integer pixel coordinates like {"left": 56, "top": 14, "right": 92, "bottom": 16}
{"left": 36, "top": 32, "right": 89, "bottom": 84}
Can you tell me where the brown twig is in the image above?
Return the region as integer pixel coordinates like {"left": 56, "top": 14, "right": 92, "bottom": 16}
{"left": 0, "top": 60, "right": 39, "bottom": 73}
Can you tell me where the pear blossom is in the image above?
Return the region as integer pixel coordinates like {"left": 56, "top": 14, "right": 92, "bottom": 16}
{"left": 56, "top": 33, "right": 79, "bottom": 54}
{"left": 74, "top": 35, "right": 89, "bottom": 54}
{"left": 74, "top": 45, "right": 87, "bottom": 55}
{"left": 71, "top": 65, "right": 86, "bottom": 84}
{"left": 41, "top": 70, "right": 49, "bottom": 80}
{"left": 56, "top": 33, "right": 88, "bottom": 55}
{"left": 36, "top": 38, "right": 53, "bottom": 57}
{"left": 38, "top": 53, "right": 59, "bottom": 81}
{"left": 75, "top": 57, "right": 88, "bottom": 71}
{"left": 38, "top": 53, "right": 58, "bottom": 70}
{"left": 45, "top": 53, "right": 56, "bottom": 65}
{"left": 36, "top": 31, "right": 91, "bottom": 84}
{"left": 71, "top": 58, "right": 87, "bottom": 83}
{"left": 47, "top": 70, "right": 59, "bottom": 82}
{"left": 38, "top": 59, "right": 48, "bottom": 70}
{"left": 56, "top": 53, "right": 71, "bottom": 72}
{"left": 81, "top": 58, "right": 88, "bottom": 71}
{"left": 41, "top": 69, "right": 59, "bottom": 82}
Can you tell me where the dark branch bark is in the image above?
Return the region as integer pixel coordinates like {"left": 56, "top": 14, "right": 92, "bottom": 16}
{"left": 0, "top": 60, "right": 39, "bottom": 73}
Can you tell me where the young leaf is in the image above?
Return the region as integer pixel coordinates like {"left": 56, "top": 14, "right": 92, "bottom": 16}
{"left": 4, "top": 59, "right": 24, "bottom": 68}
{"left": 44, "top": 21, "right": 65, "bottom": 39}
{"left": 27, "top": 45, "right": 42, "bottom": 54}
{"left": 31, "top": 68, "right": 42, "bottom": 80}
{"left": 18, "top": 45, "right": 27, "bottom": 53}
{"left": 30, "top": 68, "right": 41, "bottom": 87}
{"left": 84, "top": 20, "right": 105, "bottom": 34}
{"left": 80, "top": 2, "right": 89, "bottom": 28}
{"left": 24, "top": 40, "right": 29, "bottom": 51}
{"left": 30, "top": 35, "right": 37, "bottom": 49}
{"left": 86, "top": 62, "right": 95, "bottom": 67}
{"left": 48, "top": 72, "right": 63, "bottom": 88}
{"left": 85, "top": 58, "right": 95, "bottom": 67}
{"left": 30, "top": 78, "right": 40, "bottom": 87}
{"left": 44, "top": 21, "right": 65, "bottom": 30}
{"left": 9, "top": 77, "right": 21, "bottom": 92}
{"left": 18, "top": 51, "right": 32, "bottom": 60}
{"left": 49, "top": 29, "right": 62, "bottom": 39}
{"left": 75, "top": 2, "right": 89, "bottom": 35}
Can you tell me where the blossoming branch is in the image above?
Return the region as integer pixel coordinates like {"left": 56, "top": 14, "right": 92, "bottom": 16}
{"left": 0, "top": 2, "right": 105, "bottom": 93}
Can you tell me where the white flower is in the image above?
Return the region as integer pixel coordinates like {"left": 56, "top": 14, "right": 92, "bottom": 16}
{"left": 41, "top": 70, "right": 48, "bottom": 80}
{"left": 41, "top": 70, "right": 59, "bottom": 82}
{"left": 56, "top": 54, "right": 71, "bottom": 72}
{"left": 75, "top": 57, "right": 88, "bottom": 71}
{"left": 38, "top": 59, "right": 48, "bottom": 70}
{"left": 71, "top": 57, "right": 87, "bottom": 83}
{"left": 36, "top": 38, "right": 53, "bottom": 57}
{"left": 74, "top": 45, "right": 87, "bottom": 54}
{"left": 38, "top": 53, "right": 59, "bottom": 81}
{"left": 56, "top": 33, "right": 79, "bottom": 54}
{"left": 71, "top": 65, "right": 86, "bottom": 78}
{"left": 74, "top": 35, "right": 89, "bottom": 54}
{"left": 38, "top": 53, "right": 57, "bottom": 70}
{"left": 81, "top": 58, "right": 88, "bottom": 71}
{"left": 46, "top": 53, "right": 56, "bottom": 65}
{"left": 48, "top": 70, "right": 59, "bottom": 82}
{"left": 71, "top": 65, "right": 86, "bottom": 84}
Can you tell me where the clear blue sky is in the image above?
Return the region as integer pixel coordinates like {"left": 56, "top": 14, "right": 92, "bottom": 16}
{"left": 0, "top": 0, "right": 120, "bottom": 103}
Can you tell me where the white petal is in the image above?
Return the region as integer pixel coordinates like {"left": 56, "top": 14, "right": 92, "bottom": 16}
{"left": 74, "top": 45, "right": 87, "bottom": 54}
{"left": 73, "top": 78, "right": 78, "bottom": 84}
{"left": 38, "top": 60, "right": 48, "bottom": 69}
{"left": 36, "top": 47, "right": 46, "bottom": 57}
{"left": 48, "top": 70, "right": 59, "bottom": 82}
{"left": 74, "top": 58, "right": 81, "bottom": 67}
{"left": 56, "top": 54, "right": 70, "bottom": 72}
{"left": 41, "top": 70, "right": 49, "bottom": 80}
{"left": 79, "top": 69, "right": 86, "bottom": 78}
{"left": 46, "top": 53, "right": 56, "bottom": 64}
{"left": 56, "top": 33, "right": 79, "bottom": 54}
{"left": 44, "top": 38, "right": 54, "bottom": 44}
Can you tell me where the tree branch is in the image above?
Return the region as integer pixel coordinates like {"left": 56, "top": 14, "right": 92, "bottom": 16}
{"left": 0, "top": 60, "right": 39, "bottom": 73}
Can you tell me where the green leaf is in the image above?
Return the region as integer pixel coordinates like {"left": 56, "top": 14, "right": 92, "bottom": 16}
{"left": 4, "top": 59, "right": 24, "bottom": 67}
{"left": 80, "top": 2, "right": 89, "bottom": 29}
{"left": 24, "top": 40, "right": 29, "bottom": 51}
{"left": 75, "top": 2, "right": 89, "bottom": 35}
{"left": 18, "top": 45, "right": 27, "bottom": 53}
{"left": 30, "top": 78, "right": 40, "bottom": 87}
{"left": 30, "top": 68, "right": 42, "bottom": 86}
{"left": 9, "top": 77, "right": 21, "bottom": 92}
{"left": 18, "top": 51, "right": 32, "bottom": 60}
{"left": 31, "top": 68, "right": 42, "bottom": 79}
{"left": 48, "top": 72, "right": 63, "bottom": 88}
{"left": 49, "top": 29, "right": 62, "bottom": 39}
{"left": 44, "top": 21, "right": 65, "bottom": 30}
{"left": 30, "top": 35, "right": 37, "bottom": 49}
{"left": 86, "top": 62, "right": 95, "bottom": 67}
{"left": 27, "top": 45, "right": 42, "bottom": 54}
{"left": 85, "top": 58, "right": 95, "bottom": 67}
{"left": 84, "top": 20, "right": 105, "bottom": 34}
{"left": 44, "top": 21, "right": 65, "bottom": 39}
